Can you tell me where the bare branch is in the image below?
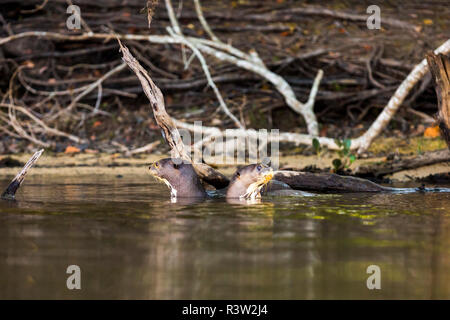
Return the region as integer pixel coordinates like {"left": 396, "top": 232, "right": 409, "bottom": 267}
{"left": 193, "top": 0, "right": 221, "bottom": 43}
{"left": 117, "top": 38, "right": 229, "bottom": 188}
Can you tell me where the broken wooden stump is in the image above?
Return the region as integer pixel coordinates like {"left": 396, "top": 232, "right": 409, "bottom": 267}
{"left": 426, "top": 52, "right": 450, "bottom": 149}
{"left": 1, "top": 149, "right": 44, "bottom": 200}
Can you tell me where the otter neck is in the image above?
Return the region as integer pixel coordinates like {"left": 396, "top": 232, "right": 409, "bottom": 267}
{"left": 168, "top": 174, "right": 206, "bottom": 198}
{"left": 226, "top": 180, "right": 261, "bottom": 199}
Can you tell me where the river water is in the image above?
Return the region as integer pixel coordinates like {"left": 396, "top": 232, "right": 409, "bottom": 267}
{"left": 0, "top": 174, "right": 449, "bottom": 299}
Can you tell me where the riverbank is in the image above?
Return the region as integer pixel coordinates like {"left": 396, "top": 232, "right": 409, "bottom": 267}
{"left": 1, "top": 148, "right": 448, "bottom": 183}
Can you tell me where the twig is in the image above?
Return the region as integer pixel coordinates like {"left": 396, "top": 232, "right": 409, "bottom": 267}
{"left": 166, "top": 27, "right": 244, "bottom": 129}
{"left": 193, "top": 0, "right": 220, "bottom": 43}
{"left": 1, "top": 103, "right": 87, "bottom": 144}
{"left": 129, "top": 140, "right": 161, "bottom": 155}
{"left": 164, "top": 0, "right": 244, "bottom": 129}
{"left": 47, "top": 63, "right": 127, "bottom": 122}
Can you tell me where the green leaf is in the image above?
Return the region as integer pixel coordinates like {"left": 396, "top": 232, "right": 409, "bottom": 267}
{"left": 343, "top": 139, "right": 351, "bottom": 151}
{"left": 332, "top": 159, "right": 342, "bottom": 171}
{"left": 312, "top": 138, "right": 320, "bottom": 153}
{"left": 334, "top": 138, "right": 342, "bottom": 148}
{"left": 349, "top": 154, "right": 356, "bottom": 164}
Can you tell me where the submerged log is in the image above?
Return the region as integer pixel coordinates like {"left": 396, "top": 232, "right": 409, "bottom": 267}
{"left": 1, "top": 149, "right": 44, "bottom": 200}
{"left": 426, "top": 53, "right": 450, "bottom": 149}
{"left": 274, "top": 170, "right": 389, "bottom": 192}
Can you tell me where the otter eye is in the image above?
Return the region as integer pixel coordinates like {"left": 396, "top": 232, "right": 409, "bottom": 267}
{"left": 257, "top": 165, "right": 262, "bottom": 171}
{"left": 236, "top": 172, "right": 240, "bottom": 178}
{"left": 173, "top": 163, "right": 180, "bottom": 169}
{"left": 154, "top": 162, "right": 159, "bottom": 168}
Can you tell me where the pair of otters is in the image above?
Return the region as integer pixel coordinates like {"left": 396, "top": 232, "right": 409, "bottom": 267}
{"left": 149, "top": 158, "right": 296, "bottom": 200}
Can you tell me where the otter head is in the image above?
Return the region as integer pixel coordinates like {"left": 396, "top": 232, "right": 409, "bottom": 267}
{"left": 226, "top": 163, "right": 274, "bottom": 200}
{"left": 149, "top": 158, "right": 206, "bottom": 199}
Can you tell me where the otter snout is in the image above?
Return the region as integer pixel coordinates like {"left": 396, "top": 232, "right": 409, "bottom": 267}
{"left": 258, "top": 165, "right": 274, "bottom": 184}
{"left": 148, "top": 162, "right": 161, "bottom": 177}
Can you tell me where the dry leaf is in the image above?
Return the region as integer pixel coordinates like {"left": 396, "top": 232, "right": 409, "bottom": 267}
{"left": 92, "top": 121, "right": 102, "bottom": 128}
{"left": 64, "top": 146, "right": 81, "bottom": 154}
{"left": 424, "top": 126, "right": 440, "bottom": 138}
{"left": 23, "top": 60, "right": 35, "bottom": 68}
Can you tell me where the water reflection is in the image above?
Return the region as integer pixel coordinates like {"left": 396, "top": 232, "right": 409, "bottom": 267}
{"left": 0, "top": 175, "right": 449, "bottom": 299}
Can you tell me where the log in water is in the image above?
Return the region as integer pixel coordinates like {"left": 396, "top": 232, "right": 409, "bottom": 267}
{"left": 1, "top": 149, "right": 44, "bottom": 200}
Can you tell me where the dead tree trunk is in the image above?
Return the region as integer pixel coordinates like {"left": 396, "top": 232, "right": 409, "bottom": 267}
{"left": 1, "top": 149, "right": 44, "bottom": 200}
{"left": 426, "top": 53, "right": 450, "bottom": 148}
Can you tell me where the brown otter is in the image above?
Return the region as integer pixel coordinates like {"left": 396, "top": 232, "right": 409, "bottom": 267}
{"left": 148, "top": 158, "right": 274, "bottom": 200}
{"left": 225, "top": 163, "right": 274, "bottom": 200}
{"left": 149, "top": 158, "right": 207, "bottom": 199}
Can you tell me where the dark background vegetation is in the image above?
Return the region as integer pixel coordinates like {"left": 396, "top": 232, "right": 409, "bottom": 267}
{"left": 0, "top": 0, "right": 448, "bottom": 155}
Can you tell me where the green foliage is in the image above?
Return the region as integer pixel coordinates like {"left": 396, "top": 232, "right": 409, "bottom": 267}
{"left": 417, "top": 138, "right": 423, "bottom": 155}
{"left": 311, "top": 138, "right": 356, "bottom": 172}
{"left": 312, "top": 138, "right": 322, "bottom": 157}
{"left": 332, "top": 138, "right": 356, "bottom": 172}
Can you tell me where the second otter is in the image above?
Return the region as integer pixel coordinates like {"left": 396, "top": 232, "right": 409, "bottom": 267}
{"left": 149, "top": 158, "right": 274, "bottom": 200}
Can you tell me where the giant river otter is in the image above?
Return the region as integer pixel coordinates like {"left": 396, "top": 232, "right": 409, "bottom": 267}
{"left": 149, "top": 158, "right": 277, "bottom": 201}
{"left": 149, "top": 158, "right": 207, "bottom": 199}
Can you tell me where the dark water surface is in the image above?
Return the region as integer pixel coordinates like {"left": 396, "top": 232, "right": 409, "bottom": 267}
{"left": 0, "top": 174, "right": 449, "bottom": 299}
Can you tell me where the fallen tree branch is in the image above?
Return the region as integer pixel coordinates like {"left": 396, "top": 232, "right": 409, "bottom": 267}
{"left": 117, "top": 38, "right": 229, "bottom": 188}
{"left": 1, "top": 149, "right": 44, "bottom": 200}
{"left": 354, "top": 149, "right": 450, "bottom": 178}
{"left": 173, "top": 119, "right": 341, "bottom": 150}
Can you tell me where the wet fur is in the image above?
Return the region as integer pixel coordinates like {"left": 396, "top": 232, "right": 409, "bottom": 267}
{"left": 149, "top": 158, "right": 206, "bottom": 199}
{"left": 226, "top": 164, "right": 273, "bottom": 200}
